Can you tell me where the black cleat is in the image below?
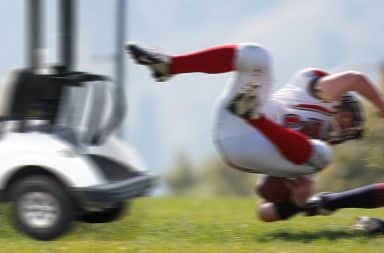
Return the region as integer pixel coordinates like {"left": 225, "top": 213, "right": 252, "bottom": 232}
{"left": 226, "top": 82, "right": 262, "bottom": 119}
{"left": 125, "top": 43, "right": 171, "bottom": 82}
{"left": 304, "top": 192, "right": 334, "bottom": 216}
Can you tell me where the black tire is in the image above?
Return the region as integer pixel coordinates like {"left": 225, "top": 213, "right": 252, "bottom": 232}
{"left": 10, "top": 175, "right": 75, "bottom": 241}
{"left": 79, "top": 202, "right": 127, "bottom": 223}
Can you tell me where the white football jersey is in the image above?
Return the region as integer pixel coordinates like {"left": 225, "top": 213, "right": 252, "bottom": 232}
{"left": 268, "top": 68, "right": 338, "bottom": 140}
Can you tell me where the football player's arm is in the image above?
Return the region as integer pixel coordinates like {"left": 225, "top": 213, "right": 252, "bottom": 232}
{"left": 315, "top": 71, "right": 384, "bottom": 116}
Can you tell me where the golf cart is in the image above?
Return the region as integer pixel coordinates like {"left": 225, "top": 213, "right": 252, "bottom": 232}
{"left": 0, "top": 0, "right": 155, "bottom": 240}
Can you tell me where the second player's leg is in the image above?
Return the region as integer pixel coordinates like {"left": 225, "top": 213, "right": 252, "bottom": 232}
{"left": 306, "top": 183, "right": 384, "bottom": 215}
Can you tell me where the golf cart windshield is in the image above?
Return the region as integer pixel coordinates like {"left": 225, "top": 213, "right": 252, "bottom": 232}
{"left": 0, "top": 69, "right": 124, "bottom": 145}
{"left": 56, "top": 72, "right": 124, "bottom": 145}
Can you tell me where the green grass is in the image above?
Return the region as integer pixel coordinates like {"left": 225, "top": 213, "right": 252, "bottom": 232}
{"left": 0, "top": 197, "right": 383, "bottom": 252}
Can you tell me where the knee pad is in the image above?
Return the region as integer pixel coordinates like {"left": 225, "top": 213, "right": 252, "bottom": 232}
{"left": 235, "top": 43, "right": 272, "bottom": 73}
{"left": 308, "top": 139, "right": 333, "bottom": 171}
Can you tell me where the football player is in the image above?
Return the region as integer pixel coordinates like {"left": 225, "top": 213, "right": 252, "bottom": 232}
{"left": 126, "top": 43, "right": 384, "bottom": 221}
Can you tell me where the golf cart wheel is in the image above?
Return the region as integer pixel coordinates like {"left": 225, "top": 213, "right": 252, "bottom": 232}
{"left": 79, "top": 202, "right": 128, "bottom": 223}
{"left": 10, "top": 175, "right": 75, "bottom": 241}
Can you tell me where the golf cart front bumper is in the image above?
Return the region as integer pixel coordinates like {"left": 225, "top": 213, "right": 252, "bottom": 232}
{"left": 73, "top": 174, "right": 156, "bottom": 204}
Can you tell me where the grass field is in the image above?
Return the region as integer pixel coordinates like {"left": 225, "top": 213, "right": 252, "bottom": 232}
{"left": 0, "top": 197, "right": 383, "bottom": 253}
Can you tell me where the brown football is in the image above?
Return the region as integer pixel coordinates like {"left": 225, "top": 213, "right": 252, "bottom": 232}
{"left": 256, "top": 176, "right": 292, "bottom": 203}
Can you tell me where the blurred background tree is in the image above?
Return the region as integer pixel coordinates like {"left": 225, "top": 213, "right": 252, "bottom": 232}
{"left": 197, "top": 157, "right": 256, "bottom": 196}
{"left": 166, "top": 153, "right": 257, "bottom": 196}
{"left": 165, "top": 152, "right": 198, "bottom": 195}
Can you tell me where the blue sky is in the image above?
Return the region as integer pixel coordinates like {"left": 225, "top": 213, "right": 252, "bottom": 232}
{"left": 1, "top": 0, "right": 384, "bottom": 173}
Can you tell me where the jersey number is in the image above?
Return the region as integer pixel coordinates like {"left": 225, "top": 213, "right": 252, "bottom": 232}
{"left": 283, "top": 114, "right": 324, "bottom": 139}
